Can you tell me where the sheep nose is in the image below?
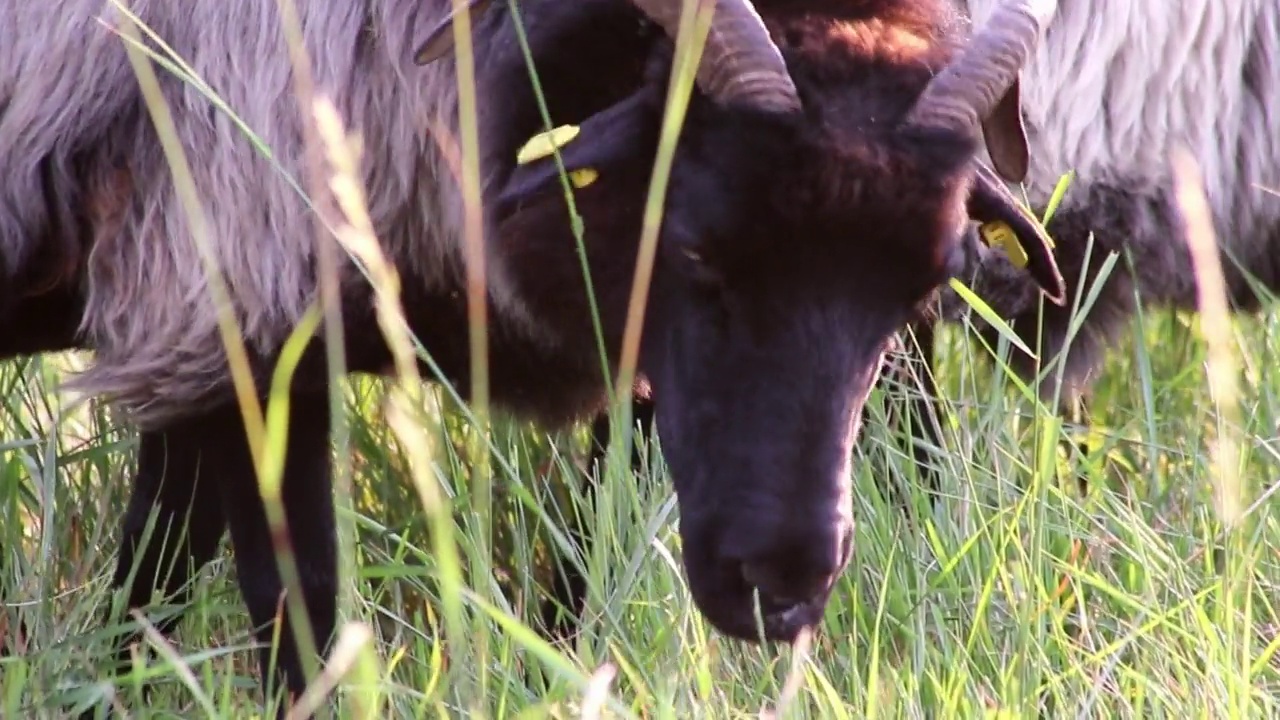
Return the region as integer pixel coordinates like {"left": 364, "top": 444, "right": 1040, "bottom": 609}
{"left": 740, "top": 521, "right": 853, "bottom": 607}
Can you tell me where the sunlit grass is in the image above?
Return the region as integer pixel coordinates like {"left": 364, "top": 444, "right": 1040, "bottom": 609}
{"left": 7, "top": 288, "right": 1280, "bottom": 717}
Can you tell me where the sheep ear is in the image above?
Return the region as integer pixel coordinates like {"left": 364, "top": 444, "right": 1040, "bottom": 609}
{"left": 968, "top": 161, "right": 1067, "bottom": 305}
{"left": 414, "top": 0, "right": 493, "bottom": 64}
{"left": 495, "top": 90, "right": 660, "bottom": 215}
{"left": 980, "top": 79, "right": 1030, "bottom": 183}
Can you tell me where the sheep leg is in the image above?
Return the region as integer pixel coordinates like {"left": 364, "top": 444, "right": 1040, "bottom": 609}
{"left": 1062, "top": 393, "right": 1095, "bottom": 497}
{"left": 873, "top": 319, "right": 944, "bottom": 506}
{"left": 0, "top": 285, "right": 77, "bottom": 654}
{"left": 211, "top": 393, "right": 337, "bottom": 715}
{"left": 976, "top": 202, "right": 1139, "bottom": 497}
{"left": 899, "top": 320, "right": 944, "bottom": 495}
{"left": 91, "top": 428, "right": 228, "bottom": 695}
{"left": 540, "top": 395, "right": 655, "bottom": 639}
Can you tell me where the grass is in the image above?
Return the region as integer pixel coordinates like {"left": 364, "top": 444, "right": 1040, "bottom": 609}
{"left": 5, "top": 1, "right": 1280, "bottom": 717}
{"left": 6, "top": 284, "right": 1280, "bottom": 718}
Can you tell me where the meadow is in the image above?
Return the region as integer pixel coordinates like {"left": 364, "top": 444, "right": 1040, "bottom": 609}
{"left": 5, "top": 270, "right": 1279, "bottom": 718}
{"left": 4, "top": 5, "right": 1280, "bottom": 718}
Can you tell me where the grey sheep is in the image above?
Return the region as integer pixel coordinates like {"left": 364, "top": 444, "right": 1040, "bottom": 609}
{"left": 945, "top": 0, "right": 1280, "bottom": 410}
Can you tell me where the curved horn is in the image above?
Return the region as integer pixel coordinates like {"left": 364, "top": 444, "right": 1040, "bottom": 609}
{"left": 630, "top": 0, "right": 801, "bottom": 113}
{"left": 903, "top": 0, "right": 1058, "bottom": 134}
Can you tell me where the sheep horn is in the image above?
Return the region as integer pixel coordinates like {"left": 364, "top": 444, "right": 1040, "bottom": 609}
{"left": 629, "top": 0, "right": 801, "bottom": 113}
{"left": 902, "top": 0, "right": 1057, "bottom": 135}
{"left": 414, "top": 0, "right": 800, "bottom": 112}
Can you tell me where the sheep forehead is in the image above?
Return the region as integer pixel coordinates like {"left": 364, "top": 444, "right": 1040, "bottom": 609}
{"left": 821, "top": 16, "right": 939, "bottom": 65}
{"left": 794, "top": 131, "right": 968, "bottom": 219}
{"left": 706, "top": 163, "right": 962, "bottom": 282}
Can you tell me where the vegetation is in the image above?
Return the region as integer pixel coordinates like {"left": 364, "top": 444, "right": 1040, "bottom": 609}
{"left": 5, "top": 284, "right": 1279, "bottom": 717}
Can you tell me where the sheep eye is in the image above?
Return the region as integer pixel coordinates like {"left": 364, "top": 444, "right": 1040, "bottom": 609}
{"left": 681, "top": 248, "right": 713, "bottom": 276}
{"left": 674, "top": 245, "right": 724, "bottom": 289}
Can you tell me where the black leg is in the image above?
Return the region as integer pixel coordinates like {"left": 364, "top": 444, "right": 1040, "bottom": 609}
{"left": 873, "top": 319, "right": 944, "bottom": 508}
{"left": 540, "top": 395, "right": 655, "bottom": 638}
{"left": 85, "top": 395, "right": 337, "bottom": 718}
{"left": 1061, "top": 393, "right": 1095, "bottom": 496}
{"left": 206, "top": 393, "right": 337, "bottom": 714}
{"left": 899, "top": 320, "right": 943, "bottom": 495}
{"left": 79, "top": 429, "right": 228, "bottom": 720}
{"left": 108, "top": 429, "right": 228, "bottom": 639}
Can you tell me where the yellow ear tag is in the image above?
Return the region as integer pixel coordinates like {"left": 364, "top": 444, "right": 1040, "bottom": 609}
{"left": 516, "top": 124, "right": 581, "bottom": 165}
{"left": 980, "top": 221, "right": 1028, "bottom": 269}
{"left": 568, "top": 167, "right": 598, "bottom": 189}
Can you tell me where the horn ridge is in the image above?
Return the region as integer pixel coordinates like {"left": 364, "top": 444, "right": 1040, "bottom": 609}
{"left": 903, "top": 0, "right": 1058, "bottom": 135}
{"left": 630, "top": 0, "right": 801, "bottom": 113}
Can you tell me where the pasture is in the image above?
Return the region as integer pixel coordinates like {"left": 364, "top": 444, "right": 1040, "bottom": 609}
{"left": 3, "top": 3, "right": 1280, "bottom": 716}
{"left": 5, "top": 277, "right": 1280, "bottom": 717}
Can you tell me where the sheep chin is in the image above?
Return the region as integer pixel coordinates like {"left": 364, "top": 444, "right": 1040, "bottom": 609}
{"left": 757, "top": 595, "right": 829, "bottom": 644}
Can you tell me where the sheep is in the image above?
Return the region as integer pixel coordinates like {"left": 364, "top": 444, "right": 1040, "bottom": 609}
{"left": 1, "top": 0, "right": 1067, "bottom": 713}
{"left": 934, "top": 0, "right": 1280, "bottom": 432}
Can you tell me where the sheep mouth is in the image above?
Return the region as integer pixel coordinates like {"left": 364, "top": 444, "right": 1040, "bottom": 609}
{"left": 754, "top": 593, "right": 828, "bottom": 642}
{"left": 696, "top": 568, "right": 832, "bottom": 644}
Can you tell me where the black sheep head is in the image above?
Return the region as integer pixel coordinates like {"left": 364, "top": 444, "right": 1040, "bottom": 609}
{"left": 422, "top": 0, "right": 1064, "bottom": 643}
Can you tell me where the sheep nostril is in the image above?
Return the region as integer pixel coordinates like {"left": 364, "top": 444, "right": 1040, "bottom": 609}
{"left": 739, "top": 523, "right": 852, "bottom": 609}
{"left": 741, "top": 559, "right": 838, "bottom": 609}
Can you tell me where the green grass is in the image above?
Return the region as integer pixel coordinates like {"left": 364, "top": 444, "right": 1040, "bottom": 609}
{"left": 5, "top": 303, "right": 1280, "bottom": 718}
{"left": 5, "top": 3, "right": 1280, "bottom": 718}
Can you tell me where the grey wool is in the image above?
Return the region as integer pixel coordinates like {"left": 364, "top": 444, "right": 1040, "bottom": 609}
{"left": 0, "top": 1, "right": 552, "bottom": 428}
{"left": 948, "top": 0, "right": 1280, "bottom": 401}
